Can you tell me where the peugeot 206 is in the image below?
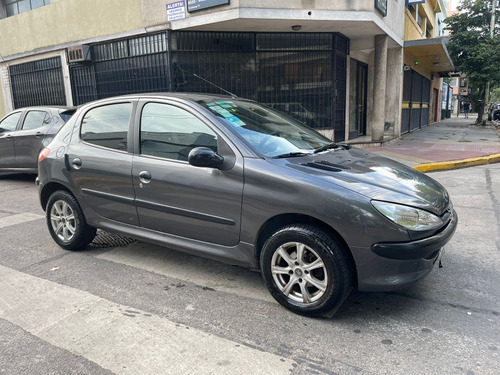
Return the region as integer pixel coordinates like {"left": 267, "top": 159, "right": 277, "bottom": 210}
{"left": 36, "top": 93, "right": 457, "bottom": 317}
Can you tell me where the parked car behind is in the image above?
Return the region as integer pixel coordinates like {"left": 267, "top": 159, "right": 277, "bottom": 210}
{"left": 487, "top": 101, "right": 500, "bottom": 121}
{"left": 0, "top": 106, "right": 76, "bottom": 175}
{"left": 37, "top": 93, "right": 457, "bottom": 317}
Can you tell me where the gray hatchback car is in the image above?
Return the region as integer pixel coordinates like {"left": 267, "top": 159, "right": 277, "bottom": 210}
{"left": 37, "top": 93, "right": 457, "bottom": 317}
{"left": 0, "top": 106, "right": 76, "bottom": 175}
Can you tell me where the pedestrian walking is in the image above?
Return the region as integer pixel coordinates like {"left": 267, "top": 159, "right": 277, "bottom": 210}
{"left": 463, "top": 101, "right": 471, "bottom": 118}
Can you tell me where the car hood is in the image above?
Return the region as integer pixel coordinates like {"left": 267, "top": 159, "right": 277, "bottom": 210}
{"left": 273, "top": 147, "right": 450, "bottom": 215}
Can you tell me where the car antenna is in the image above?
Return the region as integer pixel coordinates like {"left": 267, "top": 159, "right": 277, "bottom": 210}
{"left": 177, "top": 67, "right": 238, "bottom": 99}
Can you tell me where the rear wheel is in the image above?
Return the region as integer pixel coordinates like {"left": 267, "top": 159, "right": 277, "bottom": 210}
{"left": 260, "top": 224, "right": 353, "bottom": 317}
{"left": 46, "top": 191, "right": 96, "bottom": 250}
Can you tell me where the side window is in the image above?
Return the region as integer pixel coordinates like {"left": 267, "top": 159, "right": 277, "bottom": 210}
{"left": 22, "top": 111, "right": 50, "bottom": 130}
{"left": 0, "top": 112, "right": 22, "bottom": 133}
{"left": 81, "top": 103, "right": 132, "bottom": 151}
{"left": 140, "top": 103, "right": 218, "bottom": 161}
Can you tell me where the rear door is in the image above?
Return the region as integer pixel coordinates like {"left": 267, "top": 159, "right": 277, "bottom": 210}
{"left": 13, "top": 109, "right": 51, "bottom": 169}
{"left": 131, "top": 100, "right": 244, "bottom": 246}
{"left": 66, "top": 101, "right": 138, "bottom": 225}
{"left": 0, "top": 111, "right": 23, "bottom": 169}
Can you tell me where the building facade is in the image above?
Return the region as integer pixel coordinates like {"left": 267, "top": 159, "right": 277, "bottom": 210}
{"left": 1, "top": 0, "right": 409, "bottom": 142}
{"left": 403, "top": 0, "right": 454, "bottom": 131}
{"left": 446, "top": 0, "right": 471, "bottom": 116}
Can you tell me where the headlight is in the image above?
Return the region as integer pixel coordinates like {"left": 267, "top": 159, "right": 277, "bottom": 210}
{"left": 372, "top": 201, "right": 443, "bottom": 231}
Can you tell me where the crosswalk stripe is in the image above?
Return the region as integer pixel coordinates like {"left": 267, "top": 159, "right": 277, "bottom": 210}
{"left": 0, "top": 265, "right": 293, "bottom": 375}
{"left": 0, "top": 213, "right": 44, "bottom": 229}
{"left": 97, "top": 243, "right": 276, "bottom": 303}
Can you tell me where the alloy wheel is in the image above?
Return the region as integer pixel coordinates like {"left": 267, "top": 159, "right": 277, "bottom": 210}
{"left": 50, "top": 199, "right": 76, "bottom": 242}
{"left": 270, "top": 241, "right": 328, "bottom": 304}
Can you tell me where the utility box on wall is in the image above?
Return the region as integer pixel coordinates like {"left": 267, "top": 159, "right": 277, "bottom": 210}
{"left": 67, "top": 45, "right": 90, "bottom": 63}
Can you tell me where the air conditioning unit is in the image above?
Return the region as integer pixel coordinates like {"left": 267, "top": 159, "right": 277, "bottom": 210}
{"left": 67, "top": 45, "right": 90, "bottom": 63}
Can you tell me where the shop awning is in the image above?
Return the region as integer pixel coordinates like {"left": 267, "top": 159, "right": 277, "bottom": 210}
{"left": 404, "top": 37, "right": 454, "bottom": 77}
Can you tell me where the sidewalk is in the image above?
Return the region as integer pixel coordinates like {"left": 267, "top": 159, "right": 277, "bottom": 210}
{"left": 353, "top": 114, "right": 500, "bottom": 172}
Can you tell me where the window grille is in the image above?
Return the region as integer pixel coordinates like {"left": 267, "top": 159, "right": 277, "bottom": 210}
{"left": 9, "top": 56, "right": 66, "bottom": 108}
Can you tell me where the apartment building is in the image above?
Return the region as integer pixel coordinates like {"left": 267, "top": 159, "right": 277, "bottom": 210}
{"left": 1, "top": 0, "right": 409, "bottom": 142}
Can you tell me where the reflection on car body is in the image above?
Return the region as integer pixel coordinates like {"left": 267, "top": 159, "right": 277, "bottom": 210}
{"left": 0, "top": 106, "right": 76, "bottom": 175}
{"left": 36, "top": 93, "right": 457, "bottom": 317}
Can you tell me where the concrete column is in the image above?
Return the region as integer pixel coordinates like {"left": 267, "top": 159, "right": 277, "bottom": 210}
{"left": 385, "top": 47, "right": 404, "bottom": 137}
{"left": 59, "top": 51, "right": 74, "bottom": 106}
{"left": 372, "top": 34, "right": 388, "bottom": 142}
{"left": 0, "top": 63, "right": 13, "bottom": 116}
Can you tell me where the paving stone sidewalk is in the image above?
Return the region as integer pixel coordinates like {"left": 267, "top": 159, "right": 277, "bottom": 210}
{"left": 361, "top": 115, "right": 500, "bottom": 171}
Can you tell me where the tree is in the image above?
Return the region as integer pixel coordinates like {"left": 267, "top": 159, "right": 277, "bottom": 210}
{"left": 491, "top": 86, "right": 500, "bottom": 101}
{"left": 445, "top": 0, "right": 500, "bottom": 103}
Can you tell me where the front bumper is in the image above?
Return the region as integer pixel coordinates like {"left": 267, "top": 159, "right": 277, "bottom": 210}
{"left": 352, "top": 209, "right": 458, "bottom": 292}
{"left": 371, "top": 208, "right": 458, "bottom": 260}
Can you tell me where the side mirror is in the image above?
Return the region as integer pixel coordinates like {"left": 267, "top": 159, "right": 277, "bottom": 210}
{"left": 188, "top": 147, "right": 224, "bottom": 169}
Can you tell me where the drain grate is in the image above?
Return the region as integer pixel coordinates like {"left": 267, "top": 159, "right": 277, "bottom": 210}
{"left": 89, "top": 230, "right": 137, "bottom": 248}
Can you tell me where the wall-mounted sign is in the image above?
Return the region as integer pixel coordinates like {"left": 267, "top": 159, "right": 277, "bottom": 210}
{"left": 167, "top": 1, "right": 186, "bottom": 22}
{"left": 187, "top": 0, "right": 230, "bottom": 13}
{"left": 375, "top": 0, "right": 387, "bottom": 17}
{"left": 406, "top": 0, "right": 426, "bottom": 4}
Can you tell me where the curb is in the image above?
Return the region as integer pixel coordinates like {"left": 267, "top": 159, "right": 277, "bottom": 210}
{"left": 413, "top": 153, "right": 500, "bottom": 173}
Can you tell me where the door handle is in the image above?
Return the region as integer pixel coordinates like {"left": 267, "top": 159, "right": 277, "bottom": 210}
{"left": 72, "top": 158, "right": 82, "bottom": 170}
{"left": 35, "top": 132, "right": 42, "bottom": 138}
{"left": 138, "top": 170, "right": 152, "bottom": 184}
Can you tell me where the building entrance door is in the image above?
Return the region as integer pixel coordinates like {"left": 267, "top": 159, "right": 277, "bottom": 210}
{"left": 348, "top": 59, "right": 367, "bottom": 139}
{"left": 433, "top": 88, "right": 440, "bottom": 123}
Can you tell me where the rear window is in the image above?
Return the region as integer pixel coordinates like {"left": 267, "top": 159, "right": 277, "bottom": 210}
{"left": 80, "top": 103, "right": 132, "bottom": 151}
{"left": 22, "top": 110, "right": 50, "bottom": 130}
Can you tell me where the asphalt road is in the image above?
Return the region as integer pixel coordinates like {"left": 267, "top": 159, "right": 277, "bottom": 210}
{"left": 0, "top": 165, "right": 499, "bottom": 375}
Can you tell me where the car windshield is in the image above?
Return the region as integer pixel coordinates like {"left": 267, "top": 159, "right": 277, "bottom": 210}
{"left": 197, "top": 99, "right": 331, "bottom": 157}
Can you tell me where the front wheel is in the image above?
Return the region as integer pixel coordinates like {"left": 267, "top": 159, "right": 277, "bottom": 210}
{"left": 260, "top": 225, "right": 353, "bottom": 317}
{"left": 46, "top": 190, "right": 96, "bottom": 250}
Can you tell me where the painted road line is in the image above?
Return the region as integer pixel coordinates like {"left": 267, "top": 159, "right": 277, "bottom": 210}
{"left": 0, "top": 213, "right": 44, "bottom": 229}
{"left": 97, "top": 243, "right": 275, "bottom": 303}
{"left": 0, "top": 265, "right": 293, "bottom": 375}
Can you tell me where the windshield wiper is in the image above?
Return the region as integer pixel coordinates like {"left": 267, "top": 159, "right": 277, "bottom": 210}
{"left": 313, "top": 143, "right": 339, "bottom": 153}
{"left": 273, "top": 152, "right": 310, "bottom": 159}
{"left": 313, "top": 142, "right": 351, "bottom": 154}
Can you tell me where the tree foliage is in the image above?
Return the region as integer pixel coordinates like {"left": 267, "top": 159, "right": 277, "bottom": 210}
{"left": 445, "top": 0, "right": 500, "bottom": 91}
{"left": 491, "top": 86, "right": 500, "bottom": 101}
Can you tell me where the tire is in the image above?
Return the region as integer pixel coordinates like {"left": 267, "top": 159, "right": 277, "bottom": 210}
{"left": 260, "top": 225, "right": 353, "bottom": 317}
{"left": 46, "top": 190, "right": 96, "bottom": 250}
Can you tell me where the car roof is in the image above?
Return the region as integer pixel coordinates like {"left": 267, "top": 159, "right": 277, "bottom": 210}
{"left": 87, "top": 92, "right": 243, "bottom": 104}
{"left": 11, "top": 105, "right": 76, "bottom": 112}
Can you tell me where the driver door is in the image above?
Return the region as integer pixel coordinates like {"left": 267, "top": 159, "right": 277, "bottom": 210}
{"left": 132, "top": 101, "right": 244, "bottom": 247}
